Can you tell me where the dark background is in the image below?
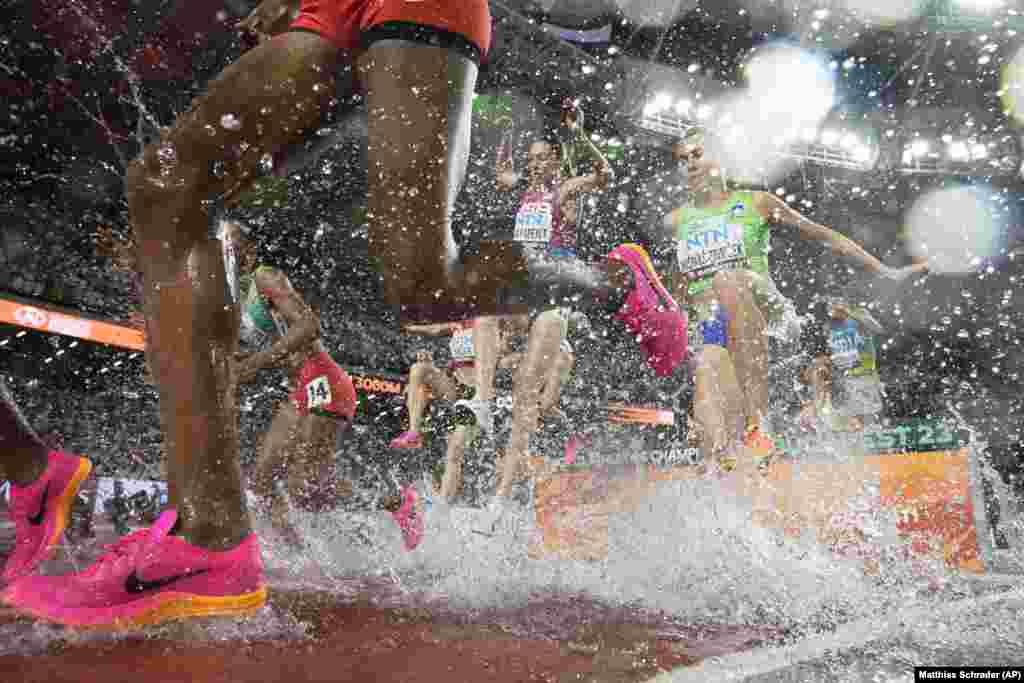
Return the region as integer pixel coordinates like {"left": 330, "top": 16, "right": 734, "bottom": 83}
{"left": 1, "top": 0, "right": 1023, "bottom": 483}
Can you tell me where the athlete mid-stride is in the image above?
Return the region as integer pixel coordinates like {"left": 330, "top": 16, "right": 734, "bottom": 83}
{"left": 391, "top": 320, "right": 502, "bottom": 503}
{"left": 663, "top": 126, "right": 928, "bottom": 464}
{"left": 472, "top": 108, "right": 615, "bottom": 531}
{"left": 3, "top": 0, "right": 501, "bottom": 629}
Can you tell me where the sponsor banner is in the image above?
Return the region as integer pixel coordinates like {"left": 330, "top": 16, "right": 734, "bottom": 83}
{"left": 529, "top": 449, "right": 982, "bottom": 573}
{"left": 774, "top": 417, "right": 969, "bottom": 457}
{"left": 349, "top": 373, "right": 405, "bottom": 396}
{"left": 0, "top": 297, "right": 145, "bottom": 350}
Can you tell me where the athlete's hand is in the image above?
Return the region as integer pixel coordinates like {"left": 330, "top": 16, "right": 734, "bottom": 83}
{"left": 561, "top": 98, "right": 583, "bottom": 133}
{"left": 881, "top": 260, "right": 929, "bottom": 282}
{"left": 239, "top": 0, "right": 297, "bottom": 43}
{"left": 235, "top": 352, "right": 266, "bottom": 384}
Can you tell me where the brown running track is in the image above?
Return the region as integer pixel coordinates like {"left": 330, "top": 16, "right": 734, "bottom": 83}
{"left": 0, "top": 524, "right": 784, "bottom": 682}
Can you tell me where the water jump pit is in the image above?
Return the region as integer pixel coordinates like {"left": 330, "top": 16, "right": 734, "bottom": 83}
{"left": 1, "top": 437, "right": 1020, "bottom": 682}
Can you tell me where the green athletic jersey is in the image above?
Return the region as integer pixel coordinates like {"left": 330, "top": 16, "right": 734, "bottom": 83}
{"left": 240, "top": 266, "right": 287, "bottom": 347}
{"left": 672, "top": 191, "right": 771, "bottom": 297}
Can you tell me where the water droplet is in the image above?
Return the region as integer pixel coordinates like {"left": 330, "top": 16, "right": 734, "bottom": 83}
{"left": 220, "top": 113, "right": 242, "bottom": 130}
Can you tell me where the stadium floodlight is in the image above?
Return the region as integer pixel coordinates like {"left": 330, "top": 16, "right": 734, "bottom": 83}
{"left": 949, "top": 141, "right": 970, "bottom": 160}
{"left": 900, "top": 134, "right": 1017, "bottom": 175}
{"left": 820, "top": 129, "right": 840, "bottom": 146}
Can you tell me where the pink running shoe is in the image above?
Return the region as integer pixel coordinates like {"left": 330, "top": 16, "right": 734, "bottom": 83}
{"left": 2, "top": 451, "right": 92, "bottom": 585}
{"left": 1, "top": 509, "right": 267, "bottom": 629}
{"left": 563, "top": 434, "right": 584, "bottom": 465}
{"left": 606, "top": 244, "right": 688, "bottom": 378}
{"left": 390, "top": 485, "right": 424, "bottom": 552}
{"left": 389, "top": 431, "right": 423, "bottom": 450}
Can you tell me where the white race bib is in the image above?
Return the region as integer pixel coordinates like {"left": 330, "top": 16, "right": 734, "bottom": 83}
{"left": 449, "top": 327, "right": 475, "bottom": 362}
{"left": 677, "top": 222, "right": 746, "bottom": 280}
{"left": 514, "top": 201, "right": 554, "bottom": 244}
{"left": 306, "top": 375, "right": 332, "bottom": 409}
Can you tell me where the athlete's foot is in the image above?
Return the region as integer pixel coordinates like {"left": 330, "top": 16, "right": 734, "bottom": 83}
{"left": 2, "top": 451, "right": 92, "bottom": 585}
{"left": 389, "top": 431, "right": 424, "bottom": 450}
{"left": 453, "top": 398, "right": 494, "bottom": 437}
{"left": 1, "top": 509, "right": 266, "bottom": 629}
{"left": 389, "top": 485, "right": 424, "bottom": 552}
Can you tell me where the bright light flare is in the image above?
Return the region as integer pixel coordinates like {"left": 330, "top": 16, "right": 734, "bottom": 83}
{"left": 949, "top": 141, "right": 970, "bottom": 160}
{"left": 905, "top": 186, "right": 1003, "bottom": 274}
{"left": 745, "top": 46, "right": 835, "bottom": 120}
{"left": 708, "top": 46, "right": 836, "bottom": 183}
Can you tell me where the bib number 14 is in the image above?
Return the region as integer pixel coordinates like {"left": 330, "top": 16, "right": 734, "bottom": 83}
{"left": 306, "top": 376, "right": 332, "bottom": 409}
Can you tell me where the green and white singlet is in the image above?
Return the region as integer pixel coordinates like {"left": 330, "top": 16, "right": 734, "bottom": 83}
{"left": 672, "top": 190, "right": 771, "bottom": 298}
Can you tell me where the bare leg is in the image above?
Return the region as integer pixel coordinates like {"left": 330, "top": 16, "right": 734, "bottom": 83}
{"left": 472, "top": 317, "right": 501, "bottom": 401}
{"left": 406, "top": 357, "right": 459, "bottom": 432}
{"left": 691, "top": 346, "right": 745, "bottom": 462}
{"left": 126, "top": 32, "right": 343, "bottom": 550}
{"left": 288, "top": 414, "right": 349, "bottom": 511}
{"left": 251, "top": 400, "right": 303, "bottom": 531}
{"left": 713, "top": 271, "right": 769, "bottom": 427}
{"left": 539, "top": 350, "right": 574, "bottom": 415}
{"left": 358, "top": 43, "right": 526, "bottom": 318}
{"left": 0, "top": 380, "right": 48, "bottom": 486}
{"left": 410, "top": 360, "right": 460, "bottom": 429}
{"left": 495, "top": 311, "right": 565, "bottom": 499}
{"left": 440, "top": 425, "right": 477, "bottom": 501}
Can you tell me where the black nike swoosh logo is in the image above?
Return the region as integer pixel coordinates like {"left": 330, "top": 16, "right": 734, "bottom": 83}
{"left": 27, "top": 482, "right": 49, "bottom": 526}
{"left": 125, "top": 568, "right": 210, "bottom": 594}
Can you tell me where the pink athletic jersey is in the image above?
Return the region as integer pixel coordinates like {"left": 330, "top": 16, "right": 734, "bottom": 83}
{"left": 607, "top": 244, "right": 688, "bottom": 377}
{"left": 514, "top": 187, "right": 575, "bottom": 254}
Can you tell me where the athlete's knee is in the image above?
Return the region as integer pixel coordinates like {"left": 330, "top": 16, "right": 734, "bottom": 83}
{"left": 534, "top": 308, "right": 567, "bottom": 331}
{"left": 710, "top": 270, "right": 742, "bottom": 295}
{"left": 408, "top": 359, "right": 433, "bottom": 383}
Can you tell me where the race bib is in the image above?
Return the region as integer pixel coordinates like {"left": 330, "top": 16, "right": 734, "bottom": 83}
{"left": 306, "top": 375, "right": 332, "bottom": 409}
{"left": 677, "top": 221, "right": 746, "bottom": 280}
{"left": 514, "top": 201, "right": 554, "bottom": 244}
{"left": 449, "top": 327, "right": 475, "bottom": 362}
{"left": 829, "top": 326, "right": 863, "bottom": 372}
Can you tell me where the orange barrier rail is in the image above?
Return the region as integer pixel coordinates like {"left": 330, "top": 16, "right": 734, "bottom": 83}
{"left": 0, "top": 297, "right": 145, "bottom": 351}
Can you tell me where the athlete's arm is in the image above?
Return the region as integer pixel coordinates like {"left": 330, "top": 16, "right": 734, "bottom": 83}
{"left": 559, "top": 132, "right": 614, "bottom": 200}
{"left": 403, "top": 323, "right": 457, "bottom": 337}
{"left": 238, "top": 267, "right": 320, "bottom": 381}
{"left": 495, "top": 138, "right": 521, "bottom": 191}
{"left": 754, "top": 191, "right": 890, "bottom": 277}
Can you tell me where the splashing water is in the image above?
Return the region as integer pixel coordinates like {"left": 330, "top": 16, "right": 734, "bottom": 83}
{"left": 275, "top": 459, "right": 955, "bottom": 636}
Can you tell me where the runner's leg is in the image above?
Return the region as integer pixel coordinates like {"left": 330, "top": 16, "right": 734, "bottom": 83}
{"left": 713, "top": 271, "right": 769, "bottom": 428}
{"left": 440, "top": 424, "right": 477, "bottom": 501}
{"left": 358, "top": 43, "right": 529, "bottom": 318}
{"left": 407, "top": 359, "right": 459, "bottom": 431}
{"left": 691, "top": 346, "right": 745, "bottom": 463}
{"left": 126, "top": 32, "right": 344, "bottom": 549}
{"left": 288, "top": 413, "right": 350, "bottom": 511}
{"left": 540, "top": 349, "right": 574, "bottom": 416}
{"left": 472, "top": 317, "right": 502, "bottom": 402}
{"left": 251, "top": 400, "right": 304, "bottom": 532}
{"left": 495, "top": 310, "right": 565, "bottom": 499}
{"left": 0, "top": 380, "right": 48, "bottom": 486}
